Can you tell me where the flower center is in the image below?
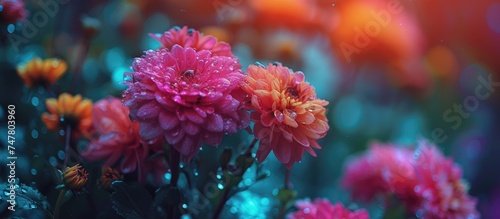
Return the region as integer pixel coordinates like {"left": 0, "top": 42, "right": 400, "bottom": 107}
{"left": 181, "top": 69, "right": 195, "bottom": 80}
{"left": 77, "top": 169, "right": 85, "bottom": 178}
{"left": 286, "top": 87, "right": 300, "bottom": 99}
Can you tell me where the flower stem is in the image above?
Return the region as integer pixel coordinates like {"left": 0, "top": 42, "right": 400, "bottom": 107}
{"left": 54, "top": 188, "right": 67, "bottom": 219}
{"left": 70, "top": 37, "right": 90, "bottom": 94}
{"left": 244, "top": 138, "right": 258, "bottom": 155}
{"left": 211, "top": 138, "right": 258, "bottom": 219}
{"left": 284, "top": 168, "right": 291, "bottom": 189}
{"left": 63, "top": 126, "right": 72, "bottom": 169}
{"left": 278, "top": 168, "right": 292, "bottom": 219}
{"left": 212, "top": 187, "right": 230, "bottom": 219}
{"left": 166, "top": 148, "right": 181, "bottom": 218}
{"left": 170, "top": 149, "right": 181, "bottom": 187}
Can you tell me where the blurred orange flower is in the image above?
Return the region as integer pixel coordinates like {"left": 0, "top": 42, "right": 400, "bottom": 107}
{"left": 16, "top": 57, "right": 67, "bottom": 88}
{"left": 41, "top": 93, "right": 92, "bottom": 138}
{"left": 63, "top": 164, "right": 89, "bottom": 191}
{"left": 242, "top": 63, "right": 329, "bottom": 168}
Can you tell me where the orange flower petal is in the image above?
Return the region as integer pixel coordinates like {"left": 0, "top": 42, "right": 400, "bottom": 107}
{"left": 41, "top": 113, "right": 60, "bottom": 131}
{"left": 45, "top": 98, "right": 58, "bottom": 114}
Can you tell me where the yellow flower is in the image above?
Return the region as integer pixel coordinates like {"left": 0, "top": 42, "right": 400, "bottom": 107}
{"left": 17, "top": 57, "right": 67, "bottom": 88}
{"left": 41, "top": 93, "right": 92, "bottom": 138}
{"left": 63, "top": 164, "right": 89, "bottom": 191}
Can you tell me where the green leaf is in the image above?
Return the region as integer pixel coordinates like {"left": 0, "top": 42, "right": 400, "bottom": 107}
{"left": 235, "top": 153, "right": 254, "bottom": 174}
{"left": 0, "top": 183, "right": 51, "bottom": 219}
{"left": 219, "top": 148, "right": 232, "bottom": 170}
{"left": 150, "top": 185, "right": 183, "bottom": 218}
{"left": 276, "top": 188, "right": 297, "bottom": 204}
{"left": 110, "top": 181, "right": 153, "bottom": 219}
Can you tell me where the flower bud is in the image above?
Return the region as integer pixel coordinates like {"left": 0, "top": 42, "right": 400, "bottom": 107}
{"left": 100, "top": 166, "right": 121, "bottom": 190}
{"left": 63, "top": 164, "right": 88, "bottom": 191}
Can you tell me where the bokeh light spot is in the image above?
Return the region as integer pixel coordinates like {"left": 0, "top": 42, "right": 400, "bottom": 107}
{"left": 334, "top": 96, "right": 363, "bottom": 133}
{"left": 31, "top": 129, "right": 39, "bottom": 139}
{"left": 112, "top": 67, "right": 129, "bottom": 89}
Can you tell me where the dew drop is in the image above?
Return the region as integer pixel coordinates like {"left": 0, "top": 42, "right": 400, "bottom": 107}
{"left": 31, "top": 129, "right": 39, "bottom": 139}
{"left": 275, "top": 111, "right": 284, "bottom": 122}
{"left": 415, "top": 209, "right": 424, "bottom": 218}
{"left": 230, "top": 207, "right": 237, "bottom": 214}
{"left": 31, "top": 97, "right": 39, "bottom": 106}
{"left": 261, "top": 198, "right": 269, "bottom": 205}
{"left": 31, "top": 169, "right": 37, "bottom": 175}
{"left": 49, "top": 156, "right": 57, "bottom": 166}
{"left": 57, "top": 150, "right": 65, "bottom": 160}
{"left": 272, "top": 188, "right": 279, "bottom": 196}
{"left": 164, "top": 173, "right": 172, "bottom": 180}
{"left": 303, "top": 208, "right": 310, "bottom": 214}
{"left": 171, "top": 130, "right": 180, "bottom": 136}
{"left": 244, "top": 178, "right": 252, "bottom": 186}
{"left": 7, "top": 24, "right": 15, "bottom": 33}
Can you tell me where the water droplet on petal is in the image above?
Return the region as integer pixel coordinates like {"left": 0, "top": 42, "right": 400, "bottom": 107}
{"left": 304, "top": 208, "right": 310, "bottom": 214}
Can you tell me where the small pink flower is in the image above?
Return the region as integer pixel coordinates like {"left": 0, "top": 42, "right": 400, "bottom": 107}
{"left": 413, "top": 140, "right": 479, "bottom": 219}
{"left": 123, "top": 45, "right": 249, "bottom": 161}
{"left": 150, "top": 26, "right": 234, "bottom": 57}
{"left": 82, "top": 97, "right": 168, "bottom": 184}
{"left": 288, "top": 199, "right": 369, "bottom": 219}
{"left": 0, "top": 0, "right": 27, "bottom": 24}
{"left": 342, "top": 142, "right": 419, "bottom": 209}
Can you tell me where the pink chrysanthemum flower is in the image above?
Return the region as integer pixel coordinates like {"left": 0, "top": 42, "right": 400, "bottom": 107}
{"left": 0, "top": 0, "right": 27, "bottom": 24}
{"left": 342, "top": 143, "right": 420, "bottom": 210}
{"left": 150, "top": 26, "right": 234, "bottom": 57}
{"left": 241, "top": 63, "right": 329, "bottom": 168}
{"left": 82, "top": 97, "right": 168, "bottom": 184}
{"left": 288, "top": 199, "right": 370, "bottom": 219}
{"left": 123, "top": 45, "right": 249, "bottom": 161}
{"left": 412, "top": 140, "right": 479, "bottom": 219}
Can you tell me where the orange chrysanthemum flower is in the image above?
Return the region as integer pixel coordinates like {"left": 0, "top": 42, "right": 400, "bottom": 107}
{"left": 242, "top": 63, "right": 329, "bottom": 168}
{"left": 16, "top": 57, "right": 67, "bottom": 88}
{"left": 41, "top": 93, "right": 92, "bottom": 138}
{"left": 63, "top": 164, "right": 89, "bottom": 191}
{"left": 100, "top": 166, "right": 122, "bottom": 190}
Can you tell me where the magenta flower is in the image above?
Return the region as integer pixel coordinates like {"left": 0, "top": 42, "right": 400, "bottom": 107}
{"left": 123, "top": 45, "right": 249, "bottom": 160}
{"left": 342, "top": 142, "right": 420, "bottom": 209}
{"left": 288, "top": 199, "right": 369, "bottom": 219}
{"left": 82, "top": 97, "right": 168, "bottom": 184}
{"left": 150, "top": 26, "right": 234, "bottom": 57}
{"left": 413, "top": 140, "right": 479, "bottom": 219}
{"left": 0, "top": 0, "right": 27, "bottom": 24}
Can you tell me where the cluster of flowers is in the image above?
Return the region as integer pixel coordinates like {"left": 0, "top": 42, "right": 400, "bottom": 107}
{"left": 16, "top": 26, "right": 330, "bottom": 190}
{"left": 342, "top": 140, "right": 479, "bottom": 219}
{"left": 14, "top": 24, "right": 481, "bottom": 219}
{"left": 288, "top": 199, "right": 369, "bottom": 219}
